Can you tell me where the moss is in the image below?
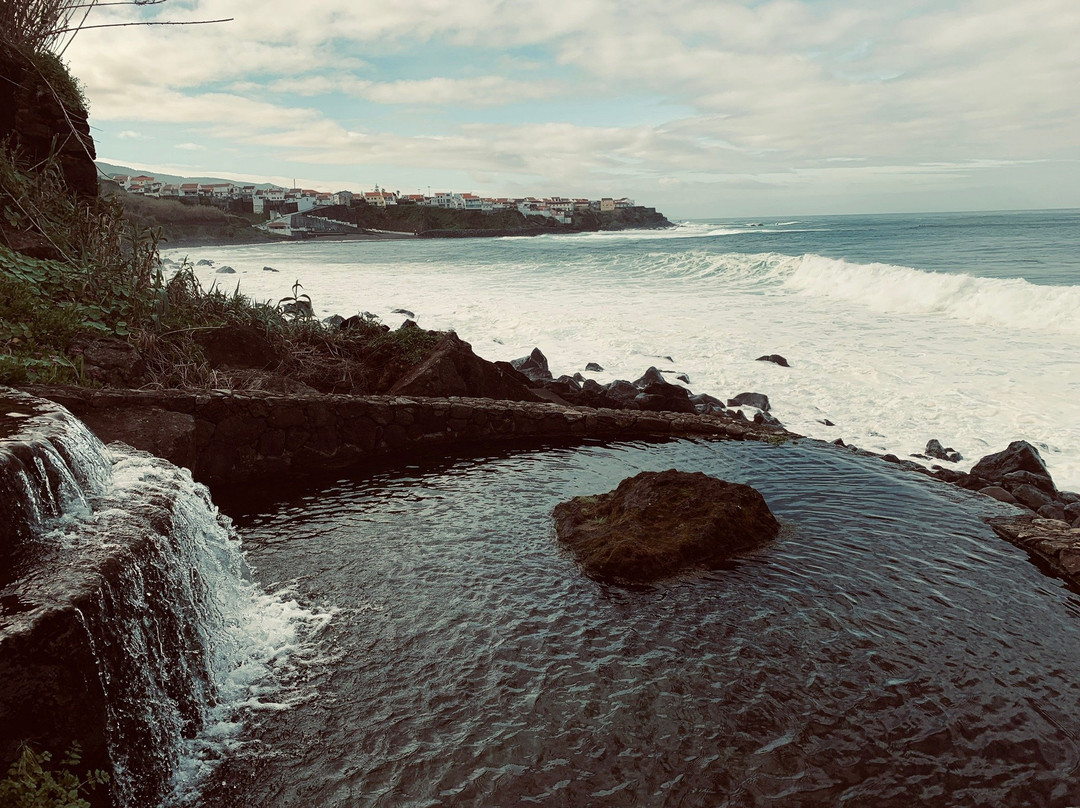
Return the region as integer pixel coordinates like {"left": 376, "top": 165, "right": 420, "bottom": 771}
{"left": 26, "top": 48, "right": 87, "bottom": 113}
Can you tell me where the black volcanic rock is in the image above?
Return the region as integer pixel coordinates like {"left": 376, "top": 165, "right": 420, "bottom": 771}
{"left": 727, "top": 392, "right": 771, "bottom": 412}
{"left": 756, "top": 354, "right": 790, "bottom": 367}
{"left": 925, "top": 439, "right": 962, "bottom": 463}
{"left": 633, "top": 367, "right": 666, "bottom": 388}
{"left": 193, "top": 325, "right": 277, "bottom": 370}
{"left": 390, "top": 332, "right": 541, "bottom": 401}
{"left": 970, "top": 441, "right": 1055, "bottom": 493}
{"left": 552, "top": 469, "right": 779, "bottom": 583}
{"left": 1012, "top": 484, "right": 1053, "bottom": 511}
{"left": 511, "top": 347, "right": 553, "bottom": 382}
{"left": 635, "top": 382, "right": 695, "bottom": 414}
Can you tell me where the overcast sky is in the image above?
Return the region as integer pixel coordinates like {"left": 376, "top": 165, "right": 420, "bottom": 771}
{"left": 66, "top": 0, "right": 1080, "bottom": 219}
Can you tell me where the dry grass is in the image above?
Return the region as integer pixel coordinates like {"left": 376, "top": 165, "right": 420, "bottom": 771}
{"left": 0, "top": 0, "right": 78, "bottom": 52}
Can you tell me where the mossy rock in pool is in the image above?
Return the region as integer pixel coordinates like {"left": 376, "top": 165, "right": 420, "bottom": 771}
{"left": 553, "top": 469, "right": 779, "bottom": 583}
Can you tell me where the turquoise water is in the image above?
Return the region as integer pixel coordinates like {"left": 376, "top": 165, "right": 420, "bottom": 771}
{"left": 687, "top": 209, "right": 1080, "bottom": 285}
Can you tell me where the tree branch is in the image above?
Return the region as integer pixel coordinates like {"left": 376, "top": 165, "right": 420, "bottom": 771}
{"left": 49, "top": 17, "right": 233, "bottom": 34}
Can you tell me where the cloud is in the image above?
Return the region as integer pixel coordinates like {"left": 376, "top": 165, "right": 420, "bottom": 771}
{"left": 267, "top": 75, "right": 559, "bottom": 107}
{"left": 175, "top": 143, "right": 206, "bottom": 151}
{"left": 63, "top": 0, "right": 1080, "bottom": 213}
{"left": 117, "top": 130, "right": 147, "bottom": 140}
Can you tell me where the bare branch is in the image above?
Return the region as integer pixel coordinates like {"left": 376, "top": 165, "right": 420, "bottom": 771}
{"left": 49, "top": 17, "right": 233, "bottom": 34}
{"left": 58, "top": 2, "right": 168, "bottom": 8}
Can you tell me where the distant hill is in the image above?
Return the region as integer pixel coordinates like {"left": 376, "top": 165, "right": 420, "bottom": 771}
{"left": 95, "top": 161, "right": 278, "bottom": 190}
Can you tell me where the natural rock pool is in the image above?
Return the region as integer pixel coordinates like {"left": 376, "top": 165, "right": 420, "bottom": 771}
{"left": 202, "top": 437, "right": 1080, "bottom": 807}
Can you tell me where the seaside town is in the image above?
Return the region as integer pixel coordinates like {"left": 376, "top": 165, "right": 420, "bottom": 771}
{"left": 107, "top": 172, "right": 637, "bottom": 226}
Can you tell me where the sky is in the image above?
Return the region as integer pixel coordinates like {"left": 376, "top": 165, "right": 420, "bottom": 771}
{"left": 64, "top": 0, "right": 1080, "bottom": 219}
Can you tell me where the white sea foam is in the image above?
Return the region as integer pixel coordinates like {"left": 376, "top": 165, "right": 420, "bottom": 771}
{"left": 782, "top": 254, "right": 1080, "bottom": 335}
{"left": 164, "top": 240, "right": 1080, "bottom": 489}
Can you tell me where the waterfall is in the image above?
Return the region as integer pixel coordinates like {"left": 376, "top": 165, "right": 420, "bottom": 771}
{"left": 0, "top": 389, "right": 326, "bottom": 807}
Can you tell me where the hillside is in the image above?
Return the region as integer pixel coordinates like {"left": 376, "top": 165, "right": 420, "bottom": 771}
{"left": 102, "top": 183, "right": 273, "bottom": 247}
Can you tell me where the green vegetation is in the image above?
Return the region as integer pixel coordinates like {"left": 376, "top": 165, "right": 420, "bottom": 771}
{"left": 0, "top": 152, "right": 441, "bottom": 389}
{"left": 0, "top": 744, "right": 109, "bottom": 808}
{"left": 102, "top": 184, "right": 271, "bottom": 247}
{"left": 0, "top": 144, "right": 161, "bottom": 383}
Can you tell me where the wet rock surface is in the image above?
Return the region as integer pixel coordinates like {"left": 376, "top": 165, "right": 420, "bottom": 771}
{"left": 391, "top": 333, "right": 541, "bottom": 401}
{"left": 23, "top": 386, "right": 778, "bottom": 487}
{"left": 553, "top": 469, "right": 780, "bottom": 583}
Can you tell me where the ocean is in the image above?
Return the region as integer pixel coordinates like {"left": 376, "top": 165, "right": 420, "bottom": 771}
{"left": 165, "top": 207, "right": 1080, "bottom": 489}
{"left": 153, "top": 208, "right": 1080, "bottom": 806}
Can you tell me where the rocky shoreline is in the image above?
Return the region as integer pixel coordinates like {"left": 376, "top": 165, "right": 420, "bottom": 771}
{"left": 18, "top": 332, "right": 1080, "bottom": 593}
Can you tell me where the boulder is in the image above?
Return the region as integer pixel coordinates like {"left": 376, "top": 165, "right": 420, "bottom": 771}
{"left": 979, "top": 486, "right": 1019, "bottom": 504}
{"left": 756, "top": 354, "right": 790, "bottom": 367}
{"left": 392, "top": 308, "right": 415, "bottom": 318}
{"left": 727, "top": 392, "right": 770, "bottom": 412}
{"left": 340, "top": 314, "right": 374, "bottom": 330}
{"left": 754, "top": 411, "right": 783, "bottom": 427}
{"left": 690, "top": 393, "right": 726, "bottom": 415}
{"left": 820, "top": 419, "right": 835, "bottom": 427}
{"left": 633, "top": 367, "right": 666, "bottom": 388}
{"left": 1012, "top": 484, "right": 1053, "bottom": 511}
{"left": 925, "top": 439, "right": 962, "bottom": 463}
{"left": 215, "top": 265, "right": 236, "bottom": 274}
{"left": 1001, "top": 470, "right": 1056, "bottom": 497}
{"left": 585, "top": 362, "right": 604, "bottom": 372}
{"left": 1038, "top": 503, "right": 1068, "bottom": 521}
{"left": 263, "top": 266, "right": 279, "bottom": 272}
{"left": 510, "top": 347, "right": 553, "bottom": 382}
{"left": 635, "top": 381, "right": 695, "bottom": 414}
{"left": 77, "top": 337, "right": 147, "bottom": 386}
{"left": 192, "top": 324, "right": 277, "bottom": 370}
{"left": 552, "top": 469, "right": 779, "bottom": 582}
{"left": 196, "top": 259, "right": 214, "bottom": 266}
{"left": 400, "top": 319, "right": 420, "bottom": 330}
{"left": 581, "top": 378, "right": 604, "bottom": 394}
{"left": 601, "top": 380, "right": 640, "bottom": 407}
{"left": 970, "top": 441, "right": 1055, "bottom": 492}
{"left": 323, "top": 315, "right": 345, "bottom": 327}
{"left": 1066, "top": 502, "right": 1080, "bottom": 522}
{"left": 676, "top": 373, "right": 691, "bottom": 384}
{"left": 958, "top": 474, "right": 992, "bottom": 491}
{"left": 390, "top": 332, "right": 541, "bottom": 401}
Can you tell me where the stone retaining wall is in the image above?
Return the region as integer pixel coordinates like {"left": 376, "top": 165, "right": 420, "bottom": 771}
{"left": 23, "top": 387, "right": 774, "bottom": 488}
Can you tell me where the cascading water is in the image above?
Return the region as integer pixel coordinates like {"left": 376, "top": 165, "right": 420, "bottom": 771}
{"left": 0, "top": 388, "right": 327, "bottom": 807}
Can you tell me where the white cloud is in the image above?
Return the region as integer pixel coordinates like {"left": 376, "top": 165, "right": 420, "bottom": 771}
{"left": 63, "top": 0, "right": 1080, "bottom": 213}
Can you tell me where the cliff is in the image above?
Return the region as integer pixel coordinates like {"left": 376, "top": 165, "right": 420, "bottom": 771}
{"left": 0, "top": 46, "right": 96, "bottom": 200}
{"left": 344, "top": 203, "right": 673, "bottom": 235}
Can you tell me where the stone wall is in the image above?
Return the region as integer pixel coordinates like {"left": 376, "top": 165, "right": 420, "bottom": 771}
{"left": 23, "top": 387, "right": 772, "bottom": 489}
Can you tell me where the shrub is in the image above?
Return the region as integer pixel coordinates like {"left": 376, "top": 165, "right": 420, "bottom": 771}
{"left": 0, "top": 744, "right": 109, "bottom": 808}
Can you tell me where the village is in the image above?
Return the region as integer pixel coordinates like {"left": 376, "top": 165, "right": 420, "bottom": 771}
{"left": 107, "top": 172, "right": 638, "bottom": 227}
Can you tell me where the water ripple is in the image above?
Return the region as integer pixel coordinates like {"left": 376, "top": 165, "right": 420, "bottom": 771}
{"left": 205, "top": 439, "right": 1080, "bottom": 807}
